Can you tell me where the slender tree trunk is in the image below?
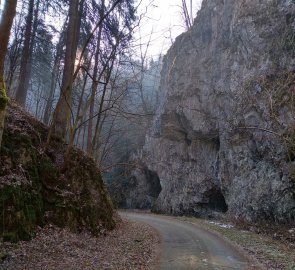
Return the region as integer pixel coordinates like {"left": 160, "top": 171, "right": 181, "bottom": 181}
{"left": 82, "top": 121, "right": 87, "bottom": 150}
{"left": 75, "top": 67, "right": 89, "bottom": 125}
{"left": 6, "top": 38, "right": 21, "bottom": 95}
{"left": 190, "top": 0, "right": 193, "bottom": 25}
{"left": 43, "top": 55, "right": 59, "bottom": 124}
{"left": 43, "top": 34, "right": 64, "bottom": 124}
{"left": 6, "top": 6, "right": 25, "bottom": 95}
{"left": 0, "top": 0, "right": 17, "bottom": 147}
{"left": 35, "top": 78, "right": 41, "bottom": 117}
{"left": 49, "top": 0, "right": 80, "bottom": 141}
{"left": 99, "top": 112, "right": 117, "bottom": 164}
{"left": 24, "top": 0, "right": 40, "bottom": 98}
{"left": 87, "top": 22, "right": 103, "bottom": 154}
{"left": 91, "top": 52, "right": 116, "bottom": 155}
{"left": 15, "top": 0, "right": 35, "bottom": 106}
{"left": 67, "top": 69, "right": 88, "bottom": 153}
{"left": 182, "top": 0, "right": 192, "bottom": 29}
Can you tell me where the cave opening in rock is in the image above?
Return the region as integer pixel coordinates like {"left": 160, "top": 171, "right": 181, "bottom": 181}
{"left": 214, "top": 136, "right": 220, "bottom": 150}
{"left": 146, "top": 169, "right": 162, "bottom": 198}
{"left": 208, "top": 188, "right": 228, "bottom": 213}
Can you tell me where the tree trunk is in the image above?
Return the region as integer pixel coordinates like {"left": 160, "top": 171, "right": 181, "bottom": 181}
{"left": 91, "top": 51, "right": 116, "bottom": 155}
{"left": 43, "top": 34, "right": 64, "bottom": 125}
{"left": 75, "top": 64, "right": 90, "bottom": 126}
{"left": 6, "top": 6, "right": 25, "bottom": 95}
{"left": 87, "top": 22, "right": 103, "bottom": 154}
{"left": 0, "top": 0, "right": 17, "bottom": 147}
{"left": 43, "top": 54, "right": 60, "bottom": 125}
{"left": 6, "top": 38, "right": 21, "bottom": 95}
{"left": 65, "top": 1, "right": 86, "bottom": 156}
{"left": 67, "top": 68, "right": 89, "bottom": 153}
{"left": 49, "top": 0, "right": 80, "bottom": 140}
{"left": 15, "top": 0, "right": 35, "bottom": 106}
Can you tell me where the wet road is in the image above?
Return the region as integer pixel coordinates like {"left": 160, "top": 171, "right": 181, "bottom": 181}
{"left": 121, "top": 212, "right": 257, "bottom": 270}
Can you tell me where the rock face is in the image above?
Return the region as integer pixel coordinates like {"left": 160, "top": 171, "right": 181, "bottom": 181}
{"left": 125, "top": 164, "right": 162, "bottom": 209}
{"left": 132, "top": 0, "right": 295, "bottom": 222}
{"left": 0, "top": 103, "right": 115, "bottom": 242}
{"left": 108, "top": 163, "right": 161, "bottom": 209}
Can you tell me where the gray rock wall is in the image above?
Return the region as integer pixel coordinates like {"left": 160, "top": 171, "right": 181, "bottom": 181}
{"left": 133, "top": 0, "right": 295, "bottom": 222}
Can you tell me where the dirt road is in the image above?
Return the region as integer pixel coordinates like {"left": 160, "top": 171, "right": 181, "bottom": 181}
{"left": 121, "top": 212, "right": 259, "bottom": 270}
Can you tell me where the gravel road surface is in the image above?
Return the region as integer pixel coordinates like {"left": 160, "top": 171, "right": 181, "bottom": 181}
{"left": 121, "top": 212, "right": 259, "bottom": 270}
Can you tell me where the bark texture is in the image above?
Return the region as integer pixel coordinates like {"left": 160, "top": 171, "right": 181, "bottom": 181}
{"left": 0, "top": 0, "right": 17, "bottom": 147}
{"left": 50, "top": 0, "right": 80, "bottom": 140}
{"left": 87, "top": 23, "right": 103, "bottom": 155}
{"left": 15, "top": 0, "right": 35, "bottom": 106}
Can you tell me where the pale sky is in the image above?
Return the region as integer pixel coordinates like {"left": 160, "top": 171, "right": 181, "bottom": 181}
{"left": 0, "top": 0, "right": 203, "bottom": 58}
{"left": 0, "top": 1, "right": 3, "bottom": 21}
{"left": 134, "top": 0, "right": 203, "bottom": 58}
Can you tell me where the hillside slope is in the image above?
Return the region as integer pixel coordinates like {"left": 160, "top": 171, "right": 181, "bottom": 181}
{"left": 0, "top": 103, "right": 115, "bottom": 242}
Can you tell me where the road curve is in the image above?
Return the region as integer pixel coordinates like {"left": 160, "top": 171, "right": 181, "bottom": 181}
{"left": 121, "top": 212, "right": 258, "bottom": 270}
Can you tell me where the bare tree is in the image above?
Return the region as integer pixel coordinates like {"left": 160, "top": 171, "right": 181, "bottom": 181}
{"left": 43, "top": 29, "right": 65, "bottom": 125}
{"left": 49, "top": 0, "right": 124, "bottom": 144}
{"left": 5, "top": 5, "right": 25, "bottom": 96}
{"left": 181, "top": 0, "right": 193, "bottom": 30}
{"left": 87, "top": 0, "right": 105, "bottom": 154}
{"left": 15, "top": 0, "right": 37, "bottom": 106}
{"left": 48, "top": 0, "right": 80, "bottom": 141}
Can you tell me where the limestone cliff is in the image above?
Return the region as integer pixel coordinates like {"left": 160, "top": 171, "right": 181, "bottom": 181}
{"left": 132, "top": 0, "right": 295, "bottom": 222}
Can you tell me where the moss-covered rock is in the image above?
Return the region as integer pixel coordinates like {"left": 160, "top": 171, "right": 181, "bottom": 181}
{"left": 0, "top": 185, "right": 44, "bottom": 242}
{"left": 39, "top": 147, "right": 115, "bottom": 235}
{"left": 0, "top": 80, "right": 9, "bottom": 111}
{"left": 0, "top": 103, "right": 115, "bottom": 242}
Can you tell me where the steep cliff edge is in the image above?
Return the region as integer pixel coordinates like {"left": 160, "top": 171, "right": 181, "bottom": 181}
{"left": 0, "top": 103, "right": 115, "bottom": 242}
{"left": 131, "top": 0, "right": 295, "bottom": 223}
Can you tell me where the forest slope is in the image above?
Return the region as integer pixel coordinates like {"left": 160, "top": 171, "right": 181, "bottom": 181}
{"left": 0, "top": 102, "right": 115, "bottom": 242}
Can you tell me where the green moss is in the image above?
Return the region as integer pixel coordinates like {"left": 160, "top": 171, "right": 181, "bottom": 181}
{"left": 52, "top": 201, "right": 80, "bottom": 231}
{"left": 0, "top": 132, "right": 45, "bottom": 241}
{"left": 0, "top": 106, "right": 115, "bottom": 242}
{"left": 1, "top": 134, "right": 33, "bottom": 166}
{"left": 0, "top": 95, "right": 9, "bottom": 110}
{"left": 0, "top": 251, "right": 8, "bottom": 261}
{"left": 0, "top": 185, "right": 44, "bottom": 242}
{"left": 290, "top": 167, "right": 295, "bottom": 183}
{"left": 2, "top": 232, "right": 18, "bottom": 243}
{"left": 38, "top": 156, "right": 59, "bottom": 186}
{"left": 0, "top": 81, "right": 9, "bottom": 111}
{"left": 285, "top": 127, "right": 295, "bottom": 184}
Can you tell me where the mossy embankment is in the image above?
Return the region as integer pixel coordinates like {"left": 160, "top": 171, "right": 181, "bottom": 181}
{"left": 0, "top": 103, "right": 115, "bottom": 242}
